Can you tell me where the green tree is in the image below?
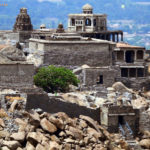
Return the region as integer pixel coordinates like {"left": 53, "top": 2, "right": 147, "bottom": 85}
{"left": 34, "top": 65, "right": 79, "bottom": 93}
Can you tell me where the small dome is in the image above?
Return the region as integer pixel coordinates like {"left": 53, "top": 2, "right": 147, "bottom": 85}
{"left": 82, "top": 4, "right": 93, "bottom": 10}
{"left": 40, "top": 24, "right": 46, "bottom": 28}
{"left": 58, "top": 23, "right": 64, "bottom": 29}
{"left": 20, "top": 8, "right": 27, "bottom": 14}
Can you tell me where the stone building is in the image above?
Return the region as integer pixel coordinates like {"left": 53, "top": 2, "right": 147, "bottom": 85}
{"left": 114, "top": 43, "right": 149, "bottom": 89}
{"left": 68, "top": 4, "right": 123, "bottom": 42}
{"left": 68, "top": 4, "right": 107, "bottom": 32}
{"left": 29, "top": 32, "right": 150, "bottom": 90}
{"left": 101, "top": 105, "right": 139, "bottom": 137}
{"left": 0, "top": 45, "right": 34, "bottom": 89}
{"left": 31, "top": 4, "right": 123, "bottom": 42}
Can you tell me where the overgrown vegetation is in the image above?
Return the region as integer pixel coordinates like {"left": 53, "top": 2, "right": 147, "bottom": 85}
{"left": 34, "top": 65, "right": 79, "bottom": 93}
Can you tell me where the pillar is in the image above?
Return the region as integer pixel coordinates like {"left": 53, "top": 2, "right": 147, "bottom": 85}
{"left": 136, "top": 68, "right": 137, "bottom": 78}
{"left": 117, "top": 33, "right": 119, "bottom": 42}
{"left": 134, "top": 51, "right": 136, "bottom": 61}
{"left": 124, "top": 51, "right": 126, "bottom": 61}
{"left": 121, "top": 33, "right": 123, "bottom": 41}
{"left": 112, "top": 33, "right": 115, "bottom": 42}
{"left": 104, "top": 34, "right": 107, "bottom": 40}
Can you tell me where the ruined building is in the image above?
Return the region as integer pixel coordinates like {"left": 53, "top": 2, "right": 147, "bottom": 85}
{"left": 0, "top": 5, "right": 149, "bottom": 90}
{"left": 31, "top": 4, "right": 123, "bottom": 42}
{"left": 68, "top": 4, "right": 123, "bottom": 42}
{"left": 29, "top": 4, "right": 149, "bottom": 90}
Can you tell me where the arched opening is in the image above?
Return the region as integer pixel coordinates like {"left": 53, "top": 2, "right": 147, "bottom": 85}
{"left": 71, "top": 18, "right": 75, "bottom": 26}
{"left": 125, "top": 51, "right": 135, "bottom": 63}
{"left": 137, "top": 50, "right": 143, "bottom": 59}
{"left": 85, "top": 18, "right": 91, "bottom": 26}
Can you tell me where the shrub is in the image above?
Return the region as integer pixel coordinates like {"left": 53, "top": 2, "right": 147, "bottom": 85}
{"left": 34, "top": 65, "right": 79, "bottom": 93}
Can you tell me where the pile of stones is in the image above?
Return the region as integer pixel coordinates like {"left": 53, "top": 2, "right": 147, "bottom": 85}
{"left": 0, "top": 110, "right": 131, "bottom": 150}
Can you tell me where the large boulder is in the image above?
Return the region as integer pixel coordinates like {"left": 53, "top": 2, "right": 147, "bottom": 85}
{"left": 139, "top": 139, "right": 150, "bottom": 149}
{"left": 112, "top": 82, "right": 133, "bottom": 93}
{"left": 0, "top": 46, "right": 25, "bottom": 61}
{"left": 10, "top": 132, "right": 25, "bottom": 142}
{"left": 3, "top": 140, "right": 21, "bottom": 150}
{"left": 40, "top": 118, "right": 57, "bottom": 133}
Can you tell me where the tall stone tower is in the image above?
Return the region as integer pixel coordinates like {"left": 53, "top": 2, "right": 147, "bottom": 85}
{"left": 13, "top": 8, "right": 33, "bottom": 32}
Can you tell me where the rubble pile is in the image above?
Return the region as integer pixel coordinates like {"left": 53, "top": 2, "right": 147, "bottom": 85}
{"left": 0, "top": 90, "right": 27, "bottom": 133}
{"left": 0, "top": 110, "right": 131, "bottom": 150}
{"left": 58, "top": 82, "right": 150, "bottom": 110}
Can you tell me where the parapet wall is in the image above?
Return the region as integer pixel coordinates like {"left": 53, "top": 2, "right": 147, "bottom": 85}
{"left": 0, "top": 63, "right": 34, "bottom": 88}
{"left": 26, "top": 93, "right": 100, "bottom": 123}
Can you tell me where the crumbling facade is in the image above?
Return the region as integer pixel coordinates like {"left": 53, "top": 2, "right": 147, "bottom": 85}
{"left": 101, "top": 105, "right": 139, "bottom": 137}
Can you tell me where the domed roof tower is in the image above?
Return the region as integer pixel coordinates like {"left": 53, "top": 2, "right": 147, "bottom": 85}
{"left": 82, "top": 4, "right": 93, "bottom": 14}
{"left": 13, "top": 8, "right": 33, "bottom": 32}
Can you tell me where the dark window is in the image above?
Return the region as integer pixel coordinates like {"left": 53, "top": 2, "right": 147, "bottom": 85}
{"left": 71, "top": 19, "right": 75, "bottom": 26}
{"left": 85, "top": 19, "right": 91, "bottom": 26}
{"left": 117, "top": 51, "right": 124, "bottom": 60}
{"left": 137, "top": 68, "right": 144, "bottom": 77}
{"left": 137, "top": 50, "right": 143, "bottom": 59}
{"left": 100, "top": 27, "right": 104, "bottom": 30}
{"left": 97, "top": 75, "right": 103, "bottom": 84}
{"left": 125, "top": 51, "right": 135, "bottom": 63}
{"left": 40, "top": 36, "right": 45, "bottom": 39}
{"left": 94, "top": 19, "right": 96, "bottom": 26}
{"left": 129, "top": 68, "right": 136, "bottom": 77}
{"left": 118, "top": 116, "right": 125, "bottom": 125}
{"left": 121, "top": 68, "right": 128, "bottom": 77}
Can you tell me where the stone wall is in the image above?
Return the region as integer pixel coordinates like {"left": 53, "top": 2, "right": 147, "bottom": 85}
{"left": 116, "top": 77, "right": 150, "bottom": 90}
{"left": 139, "top": 110, "right": 150, "bottom": 132}
{"left": 29, "top": 39, "right": 114, "bottom": 68}
{"left": 83, "top": 67, "right": 117, "bottom": 87}
{"left": 44, "top": 43, "right": 112, "bottom": 67}
{"left": 0, "top": 63, "right": 34, "bottom": 88}
{"left": 26, "top": 93, "right": 100, "bottom": 123}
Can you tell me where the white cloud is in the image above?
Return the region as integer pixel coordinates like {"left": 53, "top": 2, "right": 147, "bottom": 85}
{"left": 134, "top": 2, "right": 150, "bottom": 5}
{"left": 38, "top": 0, "right": 62, "bottom": 3}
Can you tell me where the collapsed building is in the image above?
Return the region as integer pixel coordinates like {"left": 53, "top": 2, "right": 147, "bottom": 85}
{"left": 0, "top": 4, "right": 150, "bottom": 145}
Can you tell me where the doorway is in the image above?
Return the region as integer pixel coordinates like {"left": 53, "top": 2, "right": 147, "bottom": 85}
{"left": 118, "top": 116, "right": 125, "bottom": 125}
{"left": 125, "top": 51, "right": 134, "bottom": 63}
